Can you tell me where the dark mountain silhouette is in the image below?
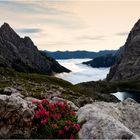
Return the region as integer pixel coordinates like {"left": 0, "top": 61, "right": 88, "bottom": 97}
{"left": 45, "top": 50, "right": 117, "bottom": 59}
{"left": 107, "top": 19, "right": 140, "bottom": 81}
{"left": 0, "top": 23, "right": 70, "bottom": 74}
{"left": 83, "top": 54, "right": 117, "bottom": 68}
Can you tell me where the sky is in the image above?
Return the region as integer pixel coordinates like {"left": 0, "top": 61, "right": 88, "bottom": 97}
{"left": 0, "top": 0, "right": 140, "bottom": 51}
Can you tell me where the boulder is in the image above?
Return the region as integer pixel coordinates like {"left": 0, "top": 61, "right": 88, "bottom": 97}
{"left": 1, "top": 87, "right": 24, "bottom": 98}
{"left": 24, "top": 97, "right": 41, "bottom": 103}
{"left": 0, "top": 94, "right": 34, "bottom": 138}
{"left": 76, "top": 96, "right": 94, "bottom": 107}
{"left": 77, "top": 98, "right": 140, "bottom": 139}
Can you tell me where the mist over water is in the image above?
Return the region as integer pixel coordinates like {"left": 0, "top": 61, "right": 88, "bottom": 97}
{"left": 56, "top": 59, "right": 110, "bottom": 84}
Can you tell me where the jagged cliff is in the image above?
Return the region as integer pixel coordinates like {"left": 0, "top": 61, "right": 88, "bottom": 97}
{"left": 107, "top": 19, "right": 140, "bottom": 81}
{"left": 0, "top": 23, "right": 70, "bottom": 74}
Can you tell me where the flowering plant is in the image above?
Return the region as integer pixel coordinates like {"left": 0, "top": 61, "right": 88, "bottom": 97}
{"left": 31, "top": 99, "right": 80, "bottom": 139}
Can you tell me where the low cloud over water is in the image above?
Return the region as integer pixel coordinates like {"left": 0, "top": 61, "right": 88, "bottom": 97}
{"left": 56, "top": 59, "right": 110, "bottom": 84}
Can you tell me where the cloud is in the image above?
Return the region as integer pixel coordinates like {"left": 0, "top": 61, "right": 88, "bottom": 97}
{"left": 116, "top": 32, "right": 128, "bottom": 36}
{"left": 0, "top": 1, "right": 84, "bottom": 29}
{"left": 56, "top": 59, "right": 110, "bottom": 84}
{"left": 15, "top": 28, "right": 42, "bottom": 34}
{"left": 77, "top": 35, "right": 104, "bottom": 41}
{"left": 0, "top": 1, "right": 70, "bottom": 15}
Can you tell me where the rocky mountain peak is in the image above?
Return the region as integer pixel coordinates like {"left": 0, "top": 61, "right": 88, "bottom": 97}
{"left": 1, "top": 22, "right": 10, "bottom": 29}
{"left": 0, "top": 22, "right": 70, "bottom": 74}
{"left": 0, "top": 22, "right": 17, "bottom": 35}
{"left": 107, "top": 19, "right": 140, "bottom": 81}
{"left": 0, "top": 22, "right": 21, "bottom": 46}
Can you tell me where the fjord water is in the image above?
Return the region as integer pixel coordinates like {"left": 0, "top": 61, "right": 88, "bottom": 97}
{"left": 55, "top": 59, "right": 110, "bottom": 84}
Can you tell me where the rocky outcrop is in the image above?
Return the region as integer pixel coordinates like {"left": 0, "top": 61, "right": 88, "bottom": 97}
{"left": 77, "top": 98, "right": 140, "bottom": 139}
{"left": 107, "top": 19, "right": 140, "bottom": 81}
{"left": 0, "top": 92, "right": 34, "bottom": 138}
{"left": 83, "top": 55, "right": 117, "bottom": 68}
{"left": 0, "top": 23, "right": 70, "bottom": 74}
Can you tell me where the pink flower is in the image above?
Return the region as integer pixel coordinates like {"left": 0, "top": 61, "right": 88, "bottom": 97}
{"left": 73, "top": 124, "right": 80, "bottom": 131}
{"left": 41, "top": 99, "right": 49, "bottom": 105}
{"left": 41, "top": 118, "right": 48, "bottom": 124}
{"left": 70, "top": 111, "right": 76, "bottom": 116}
{"left": 65, "top": 120, "right": 72, "bottom": 125}
{"left": 34, "top": 110, "right": 41, "bottom": 118}
{"left": 38, "top": 104, "right": 44, "bottom": 110}
{"left": 45, "top": 111, "right": 49, "bottom": 117}
{"left": 51, "top": 123, "right": 57, "bottom": 129}
{"left": 64, "top": 125, "right": 70, "bottom": 131}
{"left": 49, "top": 103, "right": 55, "bottom": 111}
{"left": 53, "top": 114, "right": 61, "bottom": 120}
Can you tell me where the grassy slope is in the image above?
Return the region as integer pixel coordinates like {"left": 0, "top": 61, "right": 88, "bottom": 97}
{"left": 3, "top": 67, "right": 136, "bottom": 103}
{"left": 0, "top": 67, "right": 83, "bottom": 100}
{"left": 77, "top": 78, "right": 140, "bottom": 95}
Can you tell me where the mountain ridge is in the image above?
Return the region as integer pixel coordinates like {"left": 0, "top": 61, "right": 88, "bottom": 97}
{"left": 45, "top": 50, "right": 117, "bottom": 59}
{"left": 107, "top": 19, "right": 140, "bottom": 81}
{"left": 0, "top": 23, "right": 70, "bottom": 74}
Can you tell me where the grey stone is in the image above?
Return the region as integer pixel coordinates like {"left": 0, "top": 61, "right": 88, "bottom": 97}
{"left": 0, "top": 94, "right": 34, "bottom": 138}
{"left": 77, "top": 98, "right": 140, "bottom": 139}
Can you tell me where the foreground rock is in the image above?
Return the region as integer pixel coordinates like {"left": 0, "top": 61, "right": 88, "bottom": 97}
{"left": 77, "top": 98, "right": 140, "bottom": 139}
{"left": 107, "top": 19, "right": 140, "bottom": 81}
{"left": 0, "top": 93, "right": 34, "bottom": 138}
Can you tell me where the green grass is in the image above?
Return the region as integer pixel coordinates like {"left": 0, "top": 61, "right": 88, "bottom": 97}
{"left": 0, "top": 67, "right": 84, "bottom": 102}
{"left": 1, "top": 66, "right": 140, "bottom": 103}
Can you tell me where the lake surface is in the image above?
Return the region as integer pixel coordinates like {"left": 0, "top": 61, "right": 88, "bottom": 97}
{"left": 56, "top": 59, "right": 110, "bottom": 84}
{"left": 112, "top": 91, "right": 140, "bottom": 103}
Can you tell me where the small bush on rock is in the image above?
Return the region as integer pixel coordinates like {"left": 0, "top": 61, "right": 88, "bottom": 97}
{"left": 31, "top": 99, "right": 80, "bottom": 139}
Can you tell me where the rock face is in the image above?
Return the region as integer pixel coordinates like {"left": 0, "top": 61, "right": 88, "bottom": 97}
{"left": 107, "top": 19, "right": 140, "bottom": 81}
{"left": 0, "top": 93, "right": 34, "bottom": 138}
{"left": 0, "top": 23, "right": 70, "bottom": 74}
{"left": 77, "top": 98, "right": 140, "bottom": 139}
{"left": 83, "top": 55, "right": 117, "bottom": 68}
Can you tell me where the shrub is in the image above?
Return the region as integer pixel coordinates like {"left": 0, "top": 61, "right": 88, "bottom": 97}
{"left": 31, "top": 99, "right": 80, "bottom": 139}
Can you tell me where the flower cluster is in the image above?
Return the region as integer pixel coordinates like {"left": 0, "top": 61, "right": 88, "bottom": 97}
{"left": 31, "top": 99, "right": 80, "bottom": 139}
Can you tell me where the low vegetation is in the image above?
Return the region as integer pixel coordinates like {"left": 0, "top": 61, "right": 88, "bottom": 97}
{"left": 1, "top": 66, "right": 139, "bottom": 104}
{"left": 31, "top": 99, "right": 81, "bottom": 139}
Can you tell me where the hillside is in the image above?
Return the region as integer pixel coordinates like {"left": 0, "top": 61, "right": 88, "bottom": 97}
{"left": 107, "top": 19, "right": 140, "bottom": 81}
{"left": 0, "top": 67, "right": 119, "bottom": 105}
{"left": 0, "top": 23, "right": 70, "bottom": 75}
{"left": 83, "top": 54, "right": 117, "bottom": 68}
